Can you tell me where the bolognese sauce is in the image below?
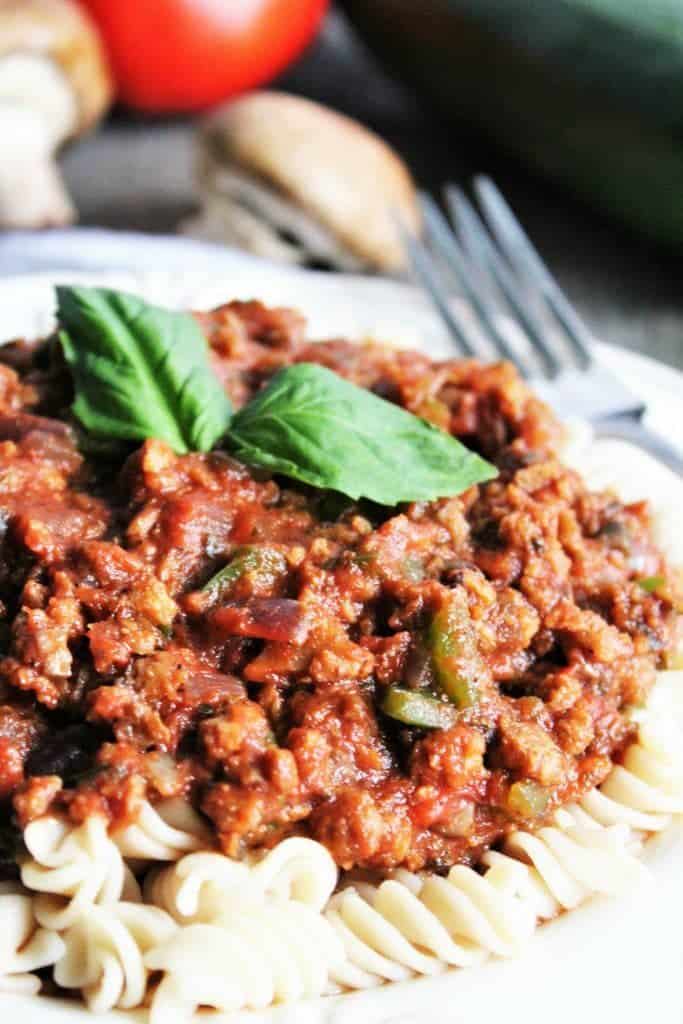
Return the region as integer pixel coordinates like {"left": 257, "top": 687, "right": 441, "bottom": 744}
{"left": 0, "top": 300, "right": 678, "bottom": 873}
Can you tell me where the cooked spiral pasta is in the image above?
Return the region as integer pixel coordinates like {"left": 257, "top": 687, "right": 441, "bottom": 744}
{"left": 0, "top": 882, "right": 65, "bottom": 995}
{"left": 20, "top": 815, "right": 140, "bottom": 930}
{"left": 326, "top": 857, "right": 537, "bottom": 990}
{"left": 53, "top": 902, "right": 176, "bottom": 1013}
{"left": 144, "top": 852, "right": 254, "bottom": 924}
{"left": 500, "top": 812, "right": 644, "bottom": 914}
{"left": 249, "top": 836, "right": 338, "bottom": 910}
{"left": 145, "top": 899, "right": 345, "bottom": 1024}
{"left": 645, "top": 670, "right": 683, "bottom": 724}
{"left": 144, "top": 837, "right": 338, "bottom": 924}
{"left": 110, "top": 797, "right": 210, "bottom": 861}
{"left": 326, "top": 811, "right": 645, "bottom": 991}
{"left": 577, "top": 672, "right": 683, "bottom": 834}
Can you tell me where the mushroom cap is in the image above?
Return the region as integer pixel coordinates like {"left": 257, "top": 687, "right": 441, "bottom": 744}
{"left": 0, "top": 0, "right": 113, "bottom": 133}
{"left": 200, "top": 91, "right": 421, "bottom": 272}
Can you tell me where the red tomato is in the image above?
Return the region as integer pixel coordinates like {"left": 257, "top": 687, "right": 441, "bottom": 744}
{"left": 78, "top": 0, "right": 329, "bottom": 112}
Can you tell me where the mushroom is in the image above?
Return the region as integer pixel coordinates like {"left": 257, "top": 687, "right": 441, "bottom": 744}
{"left": 0, "top": 0, "right": 113, "bottom": 228}
{"left": 182, "top": 91, "right": 421, "bottom": 274}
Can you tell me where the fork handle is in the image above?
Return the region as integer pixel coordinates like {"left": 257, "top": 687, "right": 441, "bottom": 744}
{"left": 595, "top": 415, "right": 683, "bottom": 478}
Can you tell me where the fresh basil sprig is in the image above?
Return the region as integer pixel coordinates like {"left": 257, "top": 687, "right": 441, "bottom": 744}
{"left": 57, "top": 287, "right": 497, "bottom": 504}
{"left": 57, "top": 286, "right": 233, "bottom": 454}
{"left": 227, "top": 363, "right": 497, "bottom": 504}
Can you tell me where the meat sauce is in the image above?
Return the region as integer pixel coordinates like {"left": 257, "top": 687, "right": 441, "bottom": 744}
{"left": 0, "top": 301, "right": 678, "bottom": 872}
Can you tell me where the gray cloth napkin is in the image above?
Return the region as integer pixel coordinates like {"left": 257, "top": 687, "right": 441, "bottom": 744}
{"left": 0, "top": 228, "right": 260, "bottom": 276}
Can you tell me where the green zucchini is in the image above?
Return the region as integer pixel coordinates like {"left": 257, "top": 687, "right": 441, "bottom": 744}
{"left": 343, "top": 0, "right": 683, "bottom": 244}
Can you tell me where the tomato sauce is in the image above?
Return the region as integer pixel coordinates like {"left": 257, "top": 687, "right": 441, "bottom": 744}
{"left": 0, "top": 301, "right": 678, "bottom": 872}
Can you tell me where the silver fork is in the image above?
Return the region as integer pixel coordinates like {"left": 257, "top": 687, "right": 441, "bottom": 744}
{"left": 404, "top": 176, "right": 683, "bottom": 476}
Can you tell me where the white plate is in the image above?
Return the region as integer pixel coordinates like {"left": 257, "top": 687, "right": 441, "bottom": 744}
{"left": 1, "top": 267, "right": 682, "bottom": 1024}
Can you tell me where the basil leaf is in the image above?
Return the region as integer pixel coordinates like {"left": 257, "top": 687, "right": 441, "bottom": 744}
{"left": 57, "top": 286, "right": 232, "bottom": 454}
{"left": 227, "top": 362, "right": 497, "bottom": 504}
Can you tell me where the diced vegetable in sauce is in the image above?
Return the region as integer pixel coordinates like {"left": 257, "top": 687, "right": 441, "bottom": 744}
{"left": 203, "top": 546, "right": 287, "bottom": 601}
{"left": 427, "top": 589, "right": 481, "bottom": 708}
{"left": 506, "top": 780, "right": 550, "bottom": 819}
{"left": 382, "top": 687, "right": 460, "bottom": 729}
{"left": 211, "top": 598, "right": 310, "bottom": 644}
{"left": 403, "top": 555, "right": 426, "bottom": 582}
{"left": 638, "top": 575, "right": 666, "bottom": 594}
{"left": 403, "top": 634, "right": 435, "bottom": 691}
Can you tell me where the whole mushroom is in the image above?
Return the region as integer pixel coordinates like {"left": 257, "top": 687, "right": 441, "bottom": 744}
{"left": 183, "top": 91, "right": 421, "bottom": 274}
{"left": 0, "top": 0, "right": 113, "bottom": 228}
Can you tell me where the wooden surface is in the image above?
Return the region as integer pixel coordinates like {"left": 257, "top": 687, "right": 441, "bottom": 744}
{"left": 61, "top": 8, "right": 683, "bottom": 371}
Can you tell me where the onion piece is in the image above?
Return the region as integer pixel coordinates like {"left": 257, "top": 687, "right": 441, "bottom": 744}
{"left": 211, "top": 598, "right": 310, "bottom": 644}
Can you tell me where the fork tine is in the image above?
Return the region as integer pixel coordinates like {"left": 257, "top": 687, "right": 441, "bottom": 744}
{"left": 398, "top": 221, "right": 478, "bottom": 358}
{"left": 419, "top": 193, "right": 533, "bottom": 376}
{"left": 444, "top": 184, "right": 562, "bottom": 379}
{"left": 473, "top": 176, "right": 592, "bottom": 370}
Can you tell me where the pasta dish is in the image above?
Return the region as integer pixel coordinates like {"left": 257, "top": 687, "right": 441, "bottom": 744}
{"left": 0, "top": 286, "right": 680, "bottom": 1020}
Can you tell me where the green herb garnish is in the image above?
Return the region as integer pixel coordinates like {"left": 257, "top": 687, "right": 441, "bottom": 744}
{"left": 56, "top": 287, "right": 497, "bottom": 505}
{"left": 57, "top": 286, "right": 233, "bottom": 454}
{"left": 227, "top": 362, "right": 497, "bottom": 505}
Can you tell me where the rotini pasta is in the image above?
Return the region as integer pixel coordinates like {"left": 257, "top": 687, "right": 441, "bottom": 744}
{"left": 249, "top": 836, "right": 339, "bottom": 910}
{"left": 145, "top": 899, "right": 345, "bottom": 1023}
{"left": 578, "top": 673, "right": 683, "bottom": 834}
{"left": 500, "top": 813, "right": 644, "bottom": 914}
{"left": 144, "top": 837, "right": 338, "bottom": 924}
{"left": 20, "top": 815, "right": 140, "bottom": 930}
{"left": 53, "top": 902, "right": 176, "bottom": 1013}
{"left": 325, "top": 813, "right": 645, "bottom": 989}
{"left": 143, "top": 852, "right": 254, "bottom": 924}
{"left": 109, "top": 797, "right": 211, "bottom": 861}
{"left": 326, "top": 860, "right": 536, "bottom": 989}
{"left": 141, "top": 841, "right": 341, "bottom": 1018}
{"left": 0, "top": 882, "right": 64, "bottom": 995}
{"left": 645, "top": 670, "right": 683, "bottom": 722}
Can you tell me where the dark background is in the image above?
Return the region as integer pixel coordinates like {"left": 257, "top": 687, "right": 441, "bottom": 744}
{"left": 60, "top": 7, "right": 683, "bottom": 371}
